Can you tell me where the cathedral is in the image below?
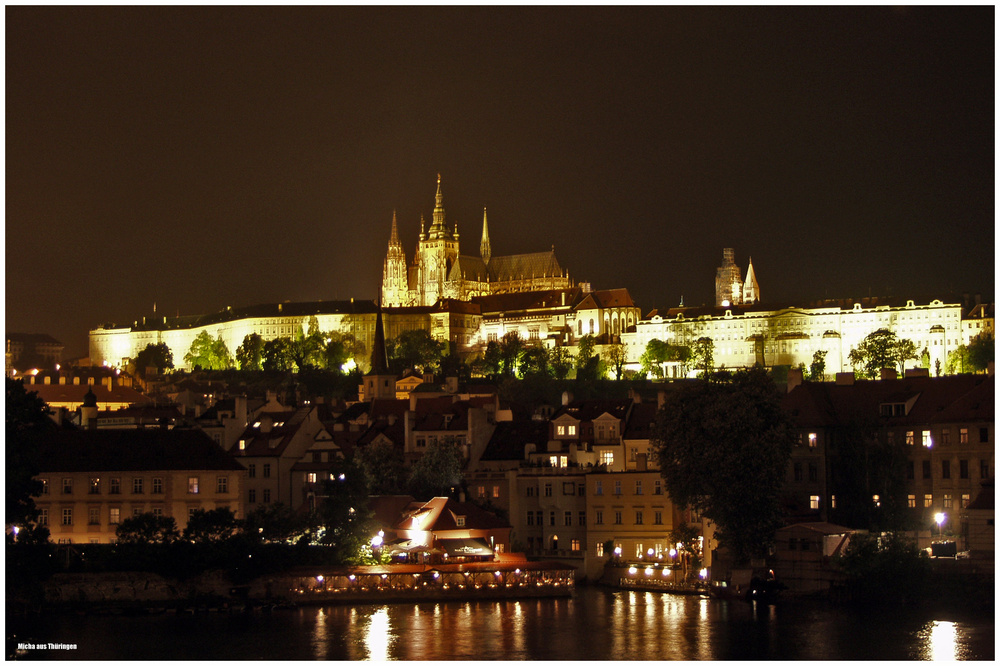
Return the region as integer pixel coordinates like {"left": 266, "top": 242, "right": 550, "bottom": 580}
{"left": 714, "top": 247, "right": 760, "bottom": 307}
{"left": 381, "top": 176, "right": 572, "bottom": 307}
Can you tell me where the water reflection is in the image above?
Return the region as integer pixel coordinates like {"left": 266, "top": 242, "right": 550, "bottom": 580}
{"left": 362, "top": 607, "right": 391, "bottom": 661}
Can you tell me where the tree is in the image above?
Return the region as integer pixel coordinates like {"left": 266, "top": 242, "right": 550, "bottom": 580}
{"left": 184, "top": 331, "right": 233, "bottom": 370}
{"left": 115, "top": 513, "right": 179, "bottom": 544}
{"left": 809, "top": 350, "right": 827, "bottom": 382}
{"left": 6, "top": 378, "right": 53, "bottom": 537}
{"left": 242, "top": 502, "right": 309, "bottom": 544}
{"left": 183, "top": 507, "right": 239, "bottom": 543}
{"left": 324, "top": 331, "right": 366, "bottom": 372}
{"left": 387, "top": 329, "right": 446, "bottom": 374}
{"left": 498, "top": 331, "right": 524, "bottom": 377}
{"left": 946, "top": 345, "right": 970, "bottom": 375}
{"left": 691, "top": 337, "right": 715, "bottom": 378}
{"left": 833, "top": 531, "right": 929, "bottom": 605}
{"left": 292, "top": 316, "right": 327, "bottom": 369}
{"left": 316, "top": 459, "right": 376, "bottom": 564}
{"left": 605, "top": 341, "right": 627, "bottom": 380}
{"left": 967, "top": 332, "right": 994, "bottom": 373}
{"left": 548, "top": 346, "right": 574, "bottom": 380}
{"left": 519, "top": 345, "right": 551, "bottom": 379}
{"left": 262, "top": 336, "right": 296, "bottom": 371}
{"left": 354, "top": 440, "right": 406, "bottom": 495}
{"left": 408, "top": 438, "right": 464, "bottom": 500}
{"left": 475, "top": 340, "right": 503, "bottom": 379}
{"left": 640, "top": 339, "right": 671, "bottom": 378}
{"left": 575, "top": 334, "right": 602, "bottom": 380}
{"left": 651, "top": 368, "right": 796, "bottom": 564}
{"left": 236, "top": 333, "right": 265, "bottom": 371}
{"left": 133, "top": 342, "right": 174, "bottom": 378}
{"left": 848, "top": 329, "right": 917, "bottom": 379}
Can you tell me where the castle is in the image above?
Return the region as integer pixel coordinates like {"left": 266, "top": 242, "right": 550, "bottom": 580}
{"left": 382, "top": 175, "right": 572, "bottom": 307}
{"left": 714, "top": 247, "right": 760, "bottom": 306}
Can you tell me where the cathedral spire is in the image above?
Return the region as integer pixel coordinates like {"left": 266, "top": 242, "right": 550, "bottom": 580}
{"left": 480, "top": 206, "right": 491, "bottom": 265}
{"left": 431, "top": 173, "right": 446, "bottom": 237}
{"left": 389, "top": 209, "right": 400, "bottom": 247}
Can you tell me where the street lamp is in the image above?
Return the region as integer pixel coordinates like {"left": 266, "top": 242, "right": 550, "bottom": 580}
{"left": 934, "top": 512, "right": 946, "bottom": 538}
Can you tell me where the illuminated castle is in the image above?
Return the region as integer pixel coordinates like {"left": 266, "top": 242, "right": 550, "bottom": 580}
{"left": 715, "top": 247, "right": 760, "bottom": 307}
{"left": 382, "top": 175, "right": 572, "bottom": 307}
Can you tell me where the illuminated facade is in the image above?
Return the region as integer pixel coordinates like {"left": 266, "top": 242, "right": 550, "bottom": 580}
{"left": 381, "top": 175, "right": 572, "bottom": 307}
{"left": 714, "top": 248, "right": 759, "bottom": 307}
{"left": 625, "top": 298, "right": 964, "bottom": 378}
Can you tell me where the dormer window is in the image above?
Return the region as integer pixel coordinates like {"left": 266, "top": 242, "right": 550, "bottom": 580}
{"left": 456, "top": 516, "right": 466, "bottom": 527}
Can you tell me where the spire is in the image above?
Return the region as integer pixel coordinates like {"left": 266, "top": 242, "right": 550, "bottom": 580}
{"left": 744, "top": 256, "right": 760, "bottom": 305}
{"left": 368, "top": 300, "right": 390, "bottom": 376}
{"left": 389, "top": 209, "right": 400, "bottom": 247}
{"left": 480, "top": 206, "right": 491, "bottom": 265}
{"left": 431, "top": 173, "right": 446, "bottom": 236}
{"left": 419, "top": 214, "right": 426, "bottom": 241}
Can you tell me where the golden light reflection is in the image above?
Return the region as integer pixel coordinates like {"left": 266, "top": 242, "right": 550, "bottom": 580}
{"left": 363, "top": 607, "right": 392, "bottom": 661}
{"left": 312, "top": 607, "right": 328, "bottom": 659}
{"left": 921, "top": 620, "right": 959, "bottom": 661}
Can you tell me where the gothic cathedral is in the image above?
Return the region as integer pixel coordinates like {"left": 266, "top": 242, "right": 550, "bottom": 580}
{"left": 381, "top": 175, "right": 572, "bottom": 307}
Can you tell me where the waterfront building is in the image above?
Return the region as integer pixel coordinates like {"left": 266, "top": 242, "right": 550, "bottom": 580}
{"left": 772, "top": 522, "right": 857, "bottom": 594}
{"left": 33, "top": 428, "right": 245, "bottom": 544}
{"left": 387, "top": 496, "right": 512, "bottom": 560}
{"left": 381, "top": 176, "right": 572, "bottom": 308}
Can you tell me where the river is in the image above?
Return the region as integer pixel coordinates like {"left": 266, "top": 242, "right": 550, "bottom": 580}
{"left": 9, "top": 586, "right": 994, "bottom": 660}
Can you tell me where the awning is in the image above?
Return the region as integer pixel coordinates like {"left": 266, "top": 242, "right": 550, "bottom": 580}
{"left": 437, "top": 537, "right": 494, "bottom": 557}
{"left": 384, "top": 538, "right": 439, "bottom": 554}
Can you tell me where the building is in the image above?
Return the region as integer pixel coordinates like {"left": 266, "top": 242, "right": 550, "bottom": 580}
{"left": 381, "top": 175, "right": 572, "bottom": 307}
{"left": 33, "top": 428, "right": 245, "bottom": 544}
{"left": 772, "top": 522, "right": 856, "bottom": 594}
{"left": 6, "top": 333, "right": 64, "bottom": 375}
{"left": 714, "top": 248, "right": 759, "bottom": 307}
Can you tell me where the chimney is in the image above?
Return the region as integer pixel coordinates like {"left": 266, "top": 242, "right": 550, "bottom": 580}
{"left": 835, "top": 373, "right": 855, "bottom": 386}
{"left": 787, "top": 367, "right": 804, "bottom": 392}
{"left": 562, "top": 391, "right": 573, "bottom": 406}
{"left": 880, "top": 368, "right": 898, "bottom": 381}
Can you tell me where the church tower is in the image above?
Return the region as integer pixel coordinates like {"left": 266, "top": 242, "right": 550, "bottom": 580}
{"left": 381, "top": 210, "right": 409, "bottom": 307}
{"left": 743, "top": 257, "right": 760, "bottom": 305}
{"left": 480, "top": 207, "right": 491, "bottom": 265}
{"left": 715, "top": 248, "right": 743, "bottom": 307}
{"left": 416, "top": 175, "right": 460, "bottom": 305}
{"left": 363, "top": 303, "right": 397, "bottom": 401}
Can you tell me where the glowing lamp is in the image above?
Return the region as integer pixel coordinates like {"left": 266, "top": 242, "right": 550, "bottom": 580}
{"left": 644, "top": 568, "right": 653, "bottom": 576}
{"left": 316, "top": 575, "right": 324, "bottom": 582}
{"left": 628, "top": 566, "right": 637, "bottom": 575}
{"left": 934, "top": 512, "right": 945, "bottom": 526}
{"left": 699, "top": 568, "right": 708, "bottom": 579}
{"left": 647, "top": 548, "right": 654, "bottom": 557}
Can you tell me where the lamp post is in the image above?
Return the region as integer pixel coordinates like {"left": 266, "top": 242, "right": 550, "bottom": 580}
{"left": 934, "top": 512, "right": 946, "bottom": 538}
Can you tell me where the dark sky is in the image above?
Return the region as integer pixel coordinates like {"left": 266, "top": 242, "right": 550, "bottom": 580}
{"left": 6, "top": 6, "right": 995, "bottom": 360}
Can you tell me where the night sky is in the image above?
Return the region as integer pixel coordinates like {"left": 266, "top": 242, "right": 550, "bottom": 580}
{"left": 6, "top": 6, "right": 994, "bottom": 360}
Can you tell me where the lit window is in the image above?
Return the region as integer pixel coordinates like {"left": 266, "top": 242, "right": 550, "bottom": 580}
{"left": 239, "top": 440, "right": 246, "bottom": 451}
{"left": 808, "top": 433, "right": 817, "bottom": 448}
{"left": 596, "top": 542, "right": 604, "bottom": 557}
{"left": 549, "top": 456, "right": 558, "bottom": 468}
{"left": 810, "top": 495, "right": 820, "bottom": 510}
{"left": 307, "top": 472, "right": 317, "bottom": 484}
{"left": 601, "top": 451, "right": 614, "bottom": 467}
{"left": 924, "top": 494, "right": 933, "bottom": 508}
{"left": 40, "top": 479, "right": 49, "bottom": 495}
{"left": 89, "top": 478, "right": 101, "bottom": 494}
{"left": 922, "top": 431, "right": 932, "bottom": 448}
{"left": 492, "top": 485, "right": 500, "bottom": 499}
{"left": 943, "top": 494, "right": 953, "bottom": 509}
{"left": 188, "top": 477, "right": 199, "bottom": 494}
{"left": 960, "top": 428, "right": 968, "bottom": 444}
{"left": 906, "top": 431, "right": 915, "bottom": 446}
{"left": 557, "top": 425, "right": 566, "bottom": 436}
{"left": 907, "top": 494, "right": 916, "bottom": 508}
{"left": 567, "top": 425, "right": 577, "bottom": 436}
{"left": 961, "top": 494, "right": 970, "bottom": 508}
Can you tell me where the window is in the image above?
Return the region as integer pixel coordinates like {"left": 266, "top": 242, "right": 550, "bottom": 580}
{"left": 109, "top": 478, "right": 121, "bottom": 495}
{"left": 89, "top": 507, "right": 100, "bottom": 525}
{"left": 564, "top": 511, "right": 572, "bottom": 526}
{"left": 872, "top": 494, "right": 881, "bottom": 507}
{"left": 38, "top": 508, "right": 48, "bottom": 526}
{"left": 567, "top": 425, "right": 577, "bottom": 436}
{"left": 808, "top": 433, "right": 817, "bottom": 448}
{"left": 922, "top": 431, "right": 932, "bottom": 448}
{"left": 635, "top": 544, "right": 643, "bottom": 558}
{"left": 614, "top": 511, "right": 622, "bottom": 525}
{"left": 906, "top": 462, "right": 915, "bottom": 480}
{"left": 595, "top": 480, "right": 603, "bottom": 496}
{"left": 62, "top": 509, "right": 73, "bottom": 526}
{"left": 249, "top": 489, "right": 256, "bottom": 503}
{"left": 578, "top": 483, "right": 585, "bottom": 496}
{"left": 578, "top": 511, "right": 586, "bottom": 526}
{"left": 152, "top": 477, "right": 163, "bottom": 494}
{"left": 793, "top": 462, "right": 803, "bottom": 481}
{"left": 654, "top": 511, "right": 663, "bottom": 525}
{"left": 152, "top": 507, "right": 163, "bottom": 517}
{"left": 809, "top": 464, "right": 818, "bottom": 482}
{"left": 62, "top": 478, "right": 73, "bottom": 495}
{"left": 810, "top": 495, "right": 820, "bottom": 510}
{"left": 133, "top": 478, "right": 144, "bottom": 494}
{"left": 942, "top": 460, "right": 951, "bottom": 479}
{"left": 654, "top": 480, "right": 662, "bottom": 495}
{"left": 544, "top": 483, "right": 553, "bottom": 497}
{"left": 189, "top": 508, "right": 197, "bottom": 520}
{"left": 635, "top": 511, "right": 643, "bottom": 525}
{"left": 549, "top": 512, "right": 556, "bottom": 527}
{"left": 527, "top": 511, "right": 534, "bottom": 526}
{"left": 924, "top": 494, "right": 933, "bottom": 508}
{"left": 477, "top": 485, "right": 486, "bottom": 498}
{"left": 960, "top": 460, "right": 969, "bottom": 479}
{"left": 188, "top": 477, "right": 199, "bottom": 494}
{"left": 306, "top": 472, "right": 317, "bottom": 484}
{"left": 635, "top": 480, "right": 643, "bottom": 495}
{"left": 248, "top": 464, "right": 256, "bottom": 479}
{"left": 263, "top": 464, "right": 271, "bottom": 479}
{"left": 557, "top": 425, "right": 566, "bottom": 436}
{"left": 535, "top": 510, "right": 542, "bottom": 526}
{"left": 595, "top": 510, "right": 604, "bottom": 525}
{"left": 89, "top": 478, "right": 101, "bottom": 494}
{"left": 831, "top": 495, "right": 837, "bottom": 509}
{"left": 263, "top": 489, "right": 271, "bottom": 503}
{"left": 907, "top": 494, "right": 916, "bottom": 508}
{"left": 526, "top": 486, "right": 536, "bottom": 497}
{"left": 217, "top": 476, "right": 228, "bottom": 494}
{"left": 961, "top": 493, "right": 971, "bottom": 508}
{"left": 456, "top": 516, "right": 466, "bottom": 527}
{"left": 492, "top": 485, "right": 500, "bottom": 499}
{"left": 596, "top": 542, "right": 604, "bottom": 557}
{"left": 905, "top": 431, "right": 916, "bottom": 446}
{"left": 628, "top": 447, "right": 637, "bottom": 461}
{"left": 943, "top": 494, "right": 953, "bottom": 509}
{"left": 614, "top": 480, "right": 622, "bottom": 496}
{"left": 982, "top": 459, "right": 991, "bottom": 479}
{"left": 980, "top": 427, "right": 989, "bottom": 443}
{"left": 601, "top": 451, "right": 614, "bottom": 466}
{"left": 40, "top": 479, "right": 49, "bottom": 495}
{"left": 941, "top": 429, "right": 951, "bottom": 446}
{"left": 960, "top": 428, "right": 968, "bottom": 444}
{"left": 133, "top": 508, "right": 143, "bottom": 518}
{"left": 562, "top": 482, "right": 575, "bottom": 496}
{"left": 922, "top": 460, "right": 931, "bottom": 479}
